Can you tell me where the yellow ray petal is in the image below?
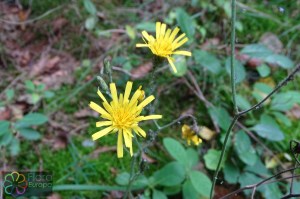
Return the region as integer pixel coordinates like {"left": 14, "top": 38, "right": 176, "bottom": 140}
{"left": 96, "top": 121, "right": 113, "bottom": 127}
{"left": 173, "top": 33, "right": 186, "bottom": 45}
{"left": 142, "top": 31, "right": 151, "bottom": 42}
{"left": 123, "top": 130, "right": 131, "bottom": 148}
{"left": 173, "top": 37, "right": 188, "bottom": 50}
{"left": 136, "top": 44, "right": 149, "bottom": 47}
{"left": 156, "top": 22, "right": 161, "bottom": 39}
{"left": 172, "top": 50, "right": 192, "bottom": 56}
{"left": 137, "top": 95, "right": 155, "bottom": 109}
{"left": 164, "top": 28, "right": 172, "bottom": 40}
{"left": 110, "top": 83, "right": 118, "bottom": 103}
{"left": 117, "top": 130, "right": 123, "bottom": 158}
{"left": 97, "top": 89, "right": 108, "bottom": 103}
{"left": 124, "top": 81, "right": 133, "bottom": 102}
{"left": 167, "top": 57, "right": 177, "bottom": 73}
{"left": 134, "top": 126, "right": 146, "bottom": 137}
{"left": 143, "top": 115, "right": 162, "bottom": 120}
{"left": 92, "top": 126, "right": 114, "bottom": 140}
{"left": 160, "top": 23, "right": 166, "bottom": 38}
{"left": 169, "top": 27, "right": 180, "bottom": 42}
{"left": 89, "top": 102, "right": 111, "bottom": 118}
{"left": 128, "top": 89, "right": 141, "bottom": 107}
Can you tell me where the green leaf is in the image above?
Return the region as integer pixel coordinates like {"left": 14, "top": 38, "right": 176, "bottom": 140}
{"left": 234, "top": 131, "right": 257, "bottom": 166}
{"left": 15, "top": 113, "right": 48, "bottom": 129}
{"left": 163, "top": 186, "right": 181, "bottom": 196}
{"left": 208, "top": 107, "right": 231, "bottom": 130}
{"left": 272, "top": 112, "right": 292, "bottom": 127}
{"left": 245, "top": 158, "right": 270, "bottom": 176}
{"left": 238, "top": 172, "right": 263, "bottom": 195}
{"left": 25, "top": 80, "right": 35, "bottom": 91}
{"left": 85, "top": 16, "right": 98, "bottom": 30}
{"left": 9, "top": 138, "right": 20, "bottom": 156}
{"left": 193, "top": 50, "right": 222, "bottom": 74}
{"left": 115, "top": 172, "right": 130, "bottom": 185}
{"left": 125, "top": 25, "right": 135, "bottom": 40}
{"left": 83, "top": 0, "right": 97, "bottom": 15}
{"left": 225, "top": 58, "right": 246, "bottom": 83}
{"left": 189, "top": 171, "right": 212, "bottom": 197}
{"left": 252, "top": 82, "right": 273, "bottom": 102}
{"left": 0, "top": 131, "right": 13, "bottom": 146}
{"left": 153, "top": 161, "right": 185, "bottom": 187}
{"left": 223, "top": 162, "right": 240, "bottom": 184}
{"left": 256, "top": 64, "right": 270, "bottom": 77}
{"left": 241, "top": 44, "right": 273, "bottom": 59}
{"left": 236, "top": 94, "right": 251, "bottom": 110}
{"left": 136, "top": 22, "right": 155, "bottom": 32}
{"left": 252, "top": 124, "right": 284, "bottom": 141}
{"left": 183, "top": 180, "right": 199, "bottom": 199}
{"left": 271, "top": 91, "right": 300, "bottom": 111}
{"left": 175, "top": 8, "right": 195, "bottom": 39}
{"left": 262, "top": 183, "right": 282, "bottom": 198}
{"left": 171, "top": 56, "right": 187, "bottom": 77}
{"left": 30, "top": 93, "right": 41, "bottom": 104}
{"left": 186, "top": 148, "right": 199, "bottom": 169}
{"left": 203, "top": 149, "right": 221, "bottom": 170}
{"left": 163, "top": 138, "right": 187, "bottom": 166}
{"left": 0, "top": 120, "right": 10, "bottom": 136}
{"left": 152, "top": 190, "right": 167, "bottom": 199}
{"left": 265, "top": 54, "right": 294, "bottom": 69}
{"left": 5, "top": 89, "right": 14, "bottom": 101}
{"left": 18, "top": 128, "right": 42, "bottom": 140}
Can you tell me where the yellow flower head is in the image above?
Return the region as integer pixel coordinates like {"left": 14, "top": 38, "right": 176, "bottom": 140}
{"left": 182, "top": 124, "right": 202, "bottom": 146}
{"left": 136, "top": 22, "right": 192, "bottom": 73}
{"left": 89, "top": 81, "right": 162, "bottom": 158}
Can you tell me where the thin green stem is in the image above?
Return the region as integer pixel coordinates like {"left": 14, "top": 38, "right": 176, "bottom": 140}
{"left": 230, "top": 0, "right": 238, "bottom": 114}
{"left": 210, "top": 115, "right": 239, "bottom": 199}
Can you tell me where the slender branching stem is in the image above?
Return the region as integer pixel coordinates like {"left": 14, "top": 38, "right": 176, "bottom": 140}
{"left": 231, "top": 0, "right": 238, "bottom": 114}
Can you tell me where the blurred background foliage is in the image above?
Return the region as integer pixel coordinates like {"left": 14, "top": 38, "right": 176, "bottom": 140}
{"left": 0, "top": 0, "right": 300, "bottom": 198}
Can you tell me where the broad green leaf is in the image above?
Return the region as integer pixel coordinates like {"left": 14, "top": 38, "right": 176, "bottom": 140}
{"left": 252, "top": 82, "right": 273, "bottom": 102}
{"left": 171, "top": 56, "right": 187, "bottom": 76}
{"left": 163, "top": 186, "right": 181, "bottom": 196}
{"left": 193, "top": 50, "right": 222, "bottom": 74}
{"left": 115, "top": 172, "right": 130, "bottom": 185}
{"left": 153, "top": 161, "right": 185, "bottom": 186}
{"left": 234, "top": 131, "right": 257, "bottom": 166}
{"left": 0, "top": 120, "right": 10, "bottom": 136}
{"left": 256, "top": 64, "right": 271, "bottom": 77}
{"left": 241, "top": 44, "right": 273, "bottom": 59}
{"left": 189, "top": 171, "right": 212, "bottom": 197}
{"left": 236, "top": 94, "right": 251, "bottom": 110}
{"left": 152, "top": 190, "right": 167, "bottom": 199}
{"left": 252, "top": 114, "right": 284, "bottom": 142}
{"left": 18, "top": 128, "right": 42, "bottom": 140}
{"left": 15, "top": 113, "right": 48, "bottom": 129}
{"left": 238, "top": 172, "right": 263, "bottom": 195}
{"left": 0, "top": 131, "right": 13, "bottom": 146}
{"left": 245, "top": 158, "right": 270, "bottom": 176}
{"left": 163, "top": 138, "right": 187, "bottom": 166}
{"left": 223, "top": 162, "right": 240, "bottom": 184}
{"left": 262, "top": 183, "right": 282, "bottom": 198}
{"left": 272, "top": 112, "right": 292, "bottom": 127}
{"left": 182, "top": 180, "right": 199, "bottom": 199}
{"left": 208, "top": 107, "right": 231, "bottom": 130}
{"left": 85, "top": 16, "right": 97, "bottom": 30}
{"left": 271, "top": 91, "right": 300, "bottom": 111}
{"left": 83, "top": 0, "right": 97, "bottom": 15}
{"left": 225, "top": 58, "right": 246, "bottom": 83}
{"left": 203, "top": 149, "right": 221, "bottom": 170}
{"left": 176, "top": 8, "right": 195, "bottom": 39}
{"left": 125, "top": 25, "right": 135, "bottom": 40}
{"left": 136, "top": 22, "right": 155, "bottom": 32}
{"left": 25, "top": 80, "right": 35, "bottom": 91}
{"left": 5, "top": 89, "right": 14, "bottom": 101}
{"left": 186, "top": 148, "right": 199, "bottom": 169}
{"left": 9, "top": 138, "right": 20, "bottom": 156}
{"left": 265, "top": 54, "right": 294, "bottom": 69}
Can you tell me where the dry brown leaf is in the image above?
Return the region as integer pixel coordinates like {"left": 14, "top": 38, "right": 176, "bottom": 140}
{"left": 0, "top": 106, "right": 12, "bottom": 120}
{"left": 260, "top": 33, "right": 283, "bottom": 54}
{"left": 199, "top": 126, "right": 216, "bottom": 141}
{"left": 201, "top": 38, "right": 220, "bottom": 50}
{"left": 47, "top": 193, "right": 62, "bottom": 199}
{"left": 142, "top": 152, "right": 156, "bottom": 163}
{"left": 104, "top": 191, "right": 123, "bottom": 199}
{"left": 52, "top": 17, "right": 68, "bottom": 33}
{"left": 131, "top": 62, "right": 153, "bottom": 79}
{"left": 90, "top": 146, "right": 116, "bottom": 159}
{"left": 75, "top": 108, "right": 99, "bottom": 118}
{"left": 287, "top": 104, "right": 300, "bottom": 120}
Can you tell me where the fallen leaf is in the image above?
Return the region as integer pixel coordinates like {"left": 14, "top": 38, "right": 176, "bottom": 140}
{"left": 47, "top": 193, "right": 62, "bottom": 199}
{"left": 287, "top": 104, "right": 300, "bottom": 120}
{"left": 199, "top": 126, "right": 216, "bottom": 141}
{"left": 142, "top": 152, "right": 156, "bottom": 163}
{"left": 52, "top": 17, "right": 68, "bottom": 33}
{"left": 260, "top": 33, "right": 283, "bottom": 54}
{"left": 75, "top": 108, "right": 99, "bottom": 118}
{"left": 201, "top": 38, "right": 220, "bottom": 50}
{"left": 130, "top": 62, "right": 153, "bottom": 79}
{"left": 90, "top": 146, "right": 116, "bottom": 159}
{"left": 0, "top": 106, "right": 11, "bottom": 120}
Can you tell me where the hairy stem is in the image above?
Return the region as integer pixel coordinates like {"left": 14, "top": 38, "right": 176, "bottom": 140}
{"left": 231, "top": 0, "right": 238, "bottom": 114}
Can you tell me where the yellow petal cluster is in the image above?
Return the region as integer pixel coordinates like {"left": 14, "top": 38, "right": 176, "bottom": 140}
{"left": 182, "top": 124, "right": 202, "bottom": 146}
{"left": 89, "top": 81, "right": 162, "bottom": 158}
{"left": 136, "top": 22, "right": 192, "bottom": 73}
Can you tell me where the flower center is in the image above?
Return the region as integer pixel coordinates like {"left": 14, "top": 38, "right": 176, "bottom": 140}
{"left": 111, "top": 105, "right": 137, "bottom": 130}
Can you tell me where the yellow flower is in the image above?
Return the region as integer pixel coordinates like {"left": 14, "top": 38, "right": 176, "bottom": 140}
{"left": 182, "top": 124, "right": 202, "bottom": 146}
{"left": 136, "top": 22, "right": 192, "bottom": 73}
{"left": 89, "top": 81, "right": 162, "bottom": 158}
